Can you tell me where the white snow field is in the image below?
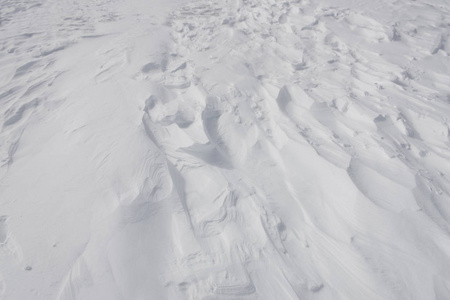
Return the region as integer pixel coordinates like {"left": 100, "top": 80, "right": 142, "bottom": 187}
{"left": 1, "top": 0, "right": 450, "bottom": 298}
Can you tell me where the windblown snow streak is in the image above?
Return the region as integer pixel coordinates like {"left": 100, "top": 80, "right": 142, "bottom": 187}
{"left": 1, "top": 0, "right": 450, "bottom": 299}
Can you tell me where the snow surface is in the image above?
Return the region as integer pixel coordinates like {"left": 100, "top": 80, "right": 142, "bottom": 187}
{"left": 1, "top": 0, "right": 450, "bottom": 299}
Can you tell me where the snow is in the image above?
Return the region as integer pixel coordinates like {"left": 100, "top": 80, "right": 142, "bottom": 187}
{"left": 1, "top": 0, "right": 450, "bottom": 299}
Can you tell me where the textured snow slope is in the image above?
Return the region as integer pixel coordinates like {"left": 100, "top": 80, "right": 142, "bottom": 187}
{"left": 1, "top": 0, "right": 450, "bottom": 299}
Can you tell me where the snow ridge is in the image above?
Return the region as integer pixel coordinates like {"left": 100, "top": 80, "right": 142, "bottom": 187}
{"left": 1, "top": 0, "right": 450, "bottom": 299}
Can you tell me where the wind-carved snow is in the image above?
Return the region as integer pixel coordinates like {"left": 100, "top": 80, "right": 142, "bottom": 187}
{"left": 1, "top": 0, "right": 450, "bottom": 299}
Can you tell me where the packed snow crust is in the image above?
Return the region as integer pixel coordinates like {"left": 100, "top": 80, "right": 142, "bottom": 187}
{"left": 1, "top": 0, "right": 450, "bottom": 299}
